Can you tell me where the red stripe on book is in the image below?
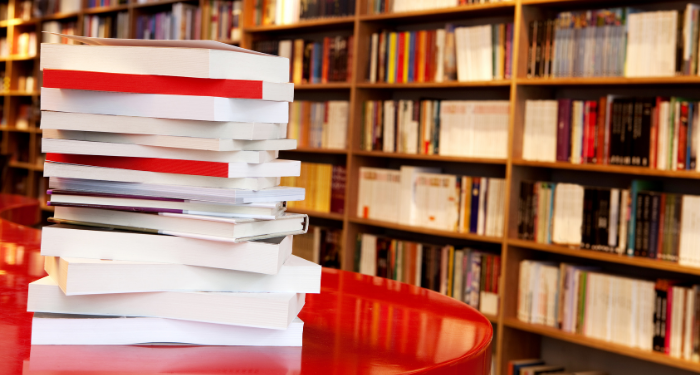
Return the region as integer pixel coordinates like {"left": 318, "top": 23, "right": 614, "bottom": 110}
{"left": 46, "top": 153, "right": 229, "bottom": 178}
{"left": 42, "top": 70, "right": 264, "bottom": 99}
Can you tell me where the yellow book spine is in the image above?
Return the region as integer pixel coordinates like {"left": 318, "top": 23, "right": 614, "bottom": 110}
{"left": 388, "top": 32, "right": 397, "bottom": 84}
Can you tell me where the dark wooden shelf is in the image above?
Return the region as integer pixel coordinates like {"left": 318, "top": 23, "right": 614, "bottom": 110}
{"left": 354, "top": 150, "right": 507, "bottom": 164}
{"left": 295, "top": 83, "right": 352, "bottom": 89}
{"left": 357, "top": 80, "right": 511, "bottom": 88}
{"left": 349, "top": 217, "right": 504, "bottom": 244}
{"left": 84, "top": 4, "right": 130, "bottom": 14}
{"left": 359, "top": 2, "right": 514, "bottom": 22}
{"left": 244, "top": 16, "right": 355, "bottom": 32}
{"left": 286, "top": 207, "right": 344, "bottom": 221}
{"left": 517, "top": 76, "right": 700, "bottom": 85}
{"left": 512, "top": 159, "right": 700, "bottom": 179}
{"left": 282, "top": 148, "right": 348, "bottom": 155}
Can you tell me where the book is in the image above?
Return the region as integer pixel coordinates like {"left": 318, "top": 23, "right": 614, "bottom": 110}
{"left": 287, "top": 101, "right": 349, "bottom": 149}
{"left": 28, "top": 276, "right": 305, "bottom": 329}
{"left": 52, "top": 206, "right": 309, "bottom": 243}
{"left": 44, "top": 163, "right": 281, "bottom": 190}
{"left": 47, "top": 192, "right": 285, "bottom": 219}
{"left": 292, "top": 225, "right": 342, "bottom": 269}
{"left": 43, "top": 129, "right": 296, "bottom": 152}
{"left": 41, "top": 88, "right": 289, "bottom": 123}
{"left": 45, "top": 153, "right": 300, "bottom": 178}
{"left": 31, "top": 313, "right": 303, "bottom": 346}
{"left": 253, "top": 0, "right": 354, "bottom": 26}
{"left": 43, "top": 69, "right": 294, "bottom": 102}
{"left": 40, "top": 38, "right": 289, "bottom": 83}
{"left": 41, "top": 225, "right": 293, "bottom": 274}
{"left": 44, "top": 254, "right": 321, "bottom": 295}
{"left": 48, "top": 177, "right": 305, "bottom": 204}
{"left": 205, "top": 0, "right": 242, "bottom": 41}
{"left": 41, "top": 111, "right": 288, "bottom": 141}
{"left": 255, "top": 38, "right": 353, "bottom": 83}
{"left": 42, "top": 139, "right": 280, "bottom": 164}
{"left": 282, "top": 163, "right": 345, "bottom": 214}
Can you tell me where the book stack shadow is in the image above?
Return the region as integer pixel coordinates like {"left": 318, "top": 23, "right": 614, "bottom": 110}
{"left": 27, "top": 34, "right": 321, "bottom": 346}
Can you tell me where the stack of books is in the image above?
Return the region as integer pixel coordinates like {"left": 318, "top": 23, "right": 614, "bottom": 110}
{"left": 28, "top": 34, "right": 321, "bottom": 346}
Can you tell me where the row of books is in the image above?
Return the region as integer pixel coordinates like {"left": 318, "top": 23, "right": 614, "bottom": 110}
{"left": 16, "top": 75, "right": 35, "bottom": 93}
{"left": 33, "top": 0, "right": 80, "bottom": 17}
{"left": 136, "top": 3, "right": 201, "bottom": 40}
{"left": 87, "top": 0, "right": 127, "bottom": 8}
{"left": 519, "top": 260, "right": 700, "bottom": 360}
{"left": 366, "top": 0, "right": 509, "bottom": 15}
{"left": 529, "top": 7, "right": 700, "bottom": 78}
{"left": 84, "top": 13, "right": 129, "bottom": 39}
{"left": 356, "top": 234, "right": 500, "bottom": 315}
{"left": 4, "top": 32, "right": 37, "bottom": 57}
{"left": 358, "top": 165, "right": 506, "bottom": 235}
{"left": 367, "top": 23, "right": 513, "bottom": 83}
{"left": 293, "top": 225, "right": 342, "bottom": 268}
{"left": 362, "top": 100, "right": 509, "bottom": 158}
{"left": 281, "top": 162, "right": 346, "bottom": 214}
{"left": 205, "top": 0, "right": 241, "bottom": 41}
{"left": 508, "top": 359, "right": 606, "bottom": 375}
{"left": 523, "top": 97, "right": 700, "bottom": 170}
{"left": 34, "top": 37, "right": 315, "bottom": 345}
{"left": 287, "top": 101, "right": 348, "bottom": 149}
{"left": 42, "top": 22, "right": 78, "bottom": 45}
{"left": 15, "top": 1, "right": 29, "bottom": 19}
{"left": 276, "top": 37, "right": 353, "bottom": 84}
{"left": 518, "top": 180, "right": 700, "bottom": 268}
{"left": 252, "top": 0, "right": 355, "bottom": 26}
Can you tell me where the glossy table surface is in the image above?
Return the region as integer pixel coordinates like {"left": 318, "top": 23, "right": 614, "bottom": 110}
{"left": 0, "top": 194, "right": 493, "bottom": 375}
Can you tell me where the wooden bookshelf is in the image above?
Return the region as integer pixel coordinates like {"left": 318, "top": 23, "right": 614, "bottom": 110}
{"left": 4, "top": 0, "right": 700, "bottom": 373}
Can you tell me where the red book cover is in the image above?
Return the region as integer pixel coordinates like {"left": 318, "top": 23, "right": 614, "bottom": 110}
{"left": 42, "top": 70, "right": 284, "bottom": 100}
{"left": 665, "top": 286, "right": 674, "bottom": 354}
{"left": 415, "top": 31, "right": 424, "bottom": 83}
{"left": 397, "top": 32, "right": 405, "bottom": 84}
{"left": 46, "top": 153, "right": 231, "bottom": 178}
{"left": 330, "top": 165, "right": 346, "bottom": 214}
{"left": 650, "top": 98, "right": 661, "bottom": 169}
{"left": 492, "top": 255, "right": 501, "bottom": 294}
{"left": 596, "top": 96, "right": 606, "bottom": 164}
{"left": 678, "top": 102, "right": 689, "bottom": 170}
{"left": 585, "top": 100, "right": 597, "bottom": 163}
{"left": 321, "top": 37, "right": 330, "bottom": 84}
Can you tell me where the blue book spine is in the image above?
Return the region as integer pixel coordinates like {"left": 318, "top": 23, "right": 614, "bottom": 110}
{"left": 407, "top": 32, "right": 415, "bottom": 82}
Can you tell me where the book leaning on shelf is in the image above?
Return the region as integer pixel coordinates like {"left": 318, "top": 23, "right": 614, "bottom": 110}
{"left": 358, "top": 166, "right": 506, "bottom": 236}
{"left": 288, "top": 101, "right": 349, "bottom": 149}
{"left": 519, "top": 260, "right": 700, "bottom": 361}
{"left": 522, "top": 97, "right": 700, "bottom": 171}
{"left": 30, "top": 35, "right": 320, "bottom": 346}
{"left": 528, "top": 6, "right": 700, "bottom": 78}
{"left": 281, "top": 162, "right": 346, "bottom": 214}
{"left": 367, "top": 23, "right": 513, "bottom": 83}
{"left": 252, "top": 0, "right": 355, "bottom": 26}
{"left": 356, "top": 234, "right": 500, "bottom": 316}
{"left": 363, "top": 99, "right": 509, "bottom": 158}
{"left": 518, "top": 180, "right": 700, "bottom": 268}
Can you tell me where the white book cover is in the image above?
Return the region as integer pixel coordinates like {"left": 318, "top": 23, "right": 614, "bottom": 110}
{"left": 45, "top": 254, "right": 321, "bottom": 295}
{"left": 42, "top": 88, "right": 289, "bottom": 123}
{"left": 40, "top": 36, "right": 289, "bottom": 83}
{"left": 41, "top": 226, "right": 293, "bottom": 274}
{"left": 398, "top": 165, "right": 440, "bottom": 226}
{"left": 360, "top": 234, "right": 377, "bottom": 276}
{"left": 32, "top": 313, "right": 304, "bottom": 346}
{"left": 28, "top": 276, "right": 305, "bottom": 329}
{"left": 41, "top": 111, "right": 289, "bottom": 140}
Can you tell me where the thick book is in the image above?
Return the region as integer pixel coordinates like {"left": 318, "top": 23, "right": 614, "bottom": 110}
{"left": 44, "top": 163, "right": 280, "bottom": 190}
{"left": 32, "top": 313, "right": 304, "bottom": 346}
{"left": 45, "top": 254, "right": 321, "bottom": 295}
{"left": 43, "top": 69, "right": 294, "bottom": 102}
{"left": 41, "top": 88, "right": 289, "bottom": 123}
{"left": 43, "top": 129, "right": 297, "bottom": 152}
{"left": 52, "top": 206, "right": 309, "bottom": 242}
{"left": 28, "top": 276, "right": 304, "bottom": 329}
{"left": 40, "top": 37, "right": 289, "bottom": 83}
{"left": 41, "top": 225, "right": 292, "bottom": 274}
{"left": 45, "top": 153, "right": 301, "bottom": 178}
{"left": 48, "top": 177, "right": 304, "bottom": 204}
{"left": 48, "top": 193, "right": 284, "bottom": 219}
{"left": 41, "top": 111, "right": 288, "bottom": 140}
{"left": 42, "top": 139, "right": 279, "bottom": 164}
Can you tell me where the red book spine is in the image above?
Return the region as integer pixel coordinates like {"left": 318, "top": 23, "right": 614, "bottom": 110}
{"left": 678, "top": 102, "right": 689, "bottom": 170}
{"left": 397, "top": 32, "right": 405, "bottom": 84}
{"left": 322, "top": 37, "right": 330, "bottom": 84}
{"left": 46, "top": 153, "right": 229, "bottom": 178}
{"left": 346, "top": 35, "right": 354, "bottom": 82}
{"left": 596, "top": 97, "right": 606, "bottom": 164}
{"left": 42, "top": 70, "right": 266, "bottom": 99}
{"left": 585, "top": 101, "right": 597, "bottom": 163}
{"left": 665, "top": 287, "right": 673, "bottom": 354}
{"left": 651, "top": 97, "right": 663, "bottom": 169}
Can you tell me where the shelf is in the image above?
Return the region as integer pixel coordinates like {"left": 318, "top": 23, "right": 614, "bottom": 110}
{"left": 359, "top": 2, "right": 514, "bottom": 22}
{"left": 244, "top": 16, "right": 356, "bottom": 33}
{"left": 482, "top": 313, "right": 498, "bottom": 324}
{"left": 503, "top": 317, "right": 700, "bottom": 373}
{"left": 132, "top": 0, "right": 199, "bottom": 9}
{"left": 357, "top": 80, "right": 511, "bottom": 88}
{"left": 517, "top": 76, "right": 700, "bottom": 85}
{"left": 282, "top": 148, "right": 348, "bottom": 155}
{"left": 354, "top": 150, "right": 506, "bottom": 164}
{"left": 5, "top": 91, "right": 39, "bottom": 96}
{"left": 507, "top": 238, "right": 700, "bottom": 277}
{"left": 0, "top": 126, "right": 41, "bottom": 133}
{"left": 349, "top": 217, "right": 503, "bottom": 244}
{"left": 84, "top": 4, "right": 130, "bottom": 14}
{"left": 9, "top": 161, "right": 42, "bottom": 171}
{"left": 512, "top": 159, "right": 700, "bottom": 179}
{"left": 10, "top": 55, "right": 36, "bottom": 61}
{"left": 295, "top": 83, "right": 352, "bottom": 90}
{"left": 286, "top": 207, "right": 344, "bottom": 221}
{"left": 41, "top": 11, "right": 81, "bottom": 21}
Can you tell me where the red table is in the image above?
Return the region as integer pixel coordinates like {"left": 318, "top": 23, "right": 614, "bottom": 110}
{"left": 0, "top": 194, "right": 493, "bottom": 375}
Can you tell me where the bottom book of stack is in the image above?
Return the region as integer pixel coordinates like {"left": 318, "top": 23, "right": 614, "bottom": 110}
{"left": 29, "top": 226, "right": 321, "bottom": 346}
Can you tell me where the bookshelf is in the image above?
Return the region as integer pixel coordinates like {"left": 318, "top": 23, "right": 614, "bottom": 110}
{"left": 3, "top": 0, "right": 700, "bottom": 373}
